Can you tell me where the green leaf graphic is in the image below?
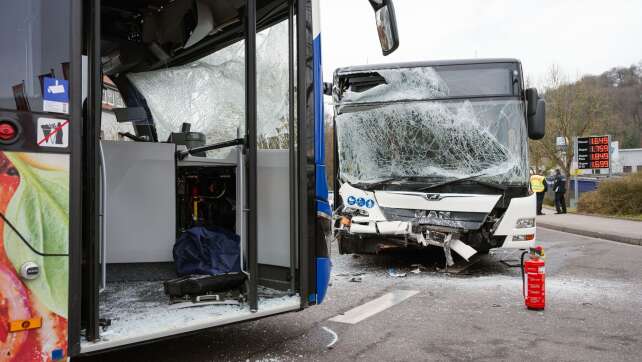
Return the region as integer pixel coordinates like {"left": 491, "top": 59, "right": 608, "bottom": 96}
{"left": 3, "top": 153, "right": 69, "bottom": 318}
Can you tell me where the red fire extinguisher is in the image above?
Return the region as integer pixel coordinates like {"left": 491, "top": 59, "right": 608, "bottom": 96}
{"left": 521, "top": 245, "right": 545, "bottom": 310}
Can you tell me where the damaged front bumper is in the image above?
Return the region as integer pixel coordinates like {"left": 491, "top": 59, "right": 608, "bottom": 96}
{"left": 335, "top": 184, "right": 538, "bottom": 264}
{"left": 337, "top": 220, "right": 477, "bottom": 266}
{"left": 336, "top": 189, "right": 492, "bottom": 265}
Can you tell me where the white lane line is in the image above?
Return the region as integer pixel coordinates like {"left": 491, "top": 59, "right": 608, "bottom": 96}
{"left": 322, "top": 326, "right": 338, "bottom": 348}
{"left": 329, "top": 290, "right": 419, "bottom": 324}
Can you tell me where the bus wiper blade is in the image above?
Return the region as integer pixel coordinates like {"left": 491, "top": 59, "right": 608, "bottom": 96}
{"left": 471, "top": 179, "right": 507, "bottom": 191}
{"left": 357, "top": 176, "right": 411, "bottom": 190}
{"left": 417, "top": 173, "right": 503, "bottom": 191}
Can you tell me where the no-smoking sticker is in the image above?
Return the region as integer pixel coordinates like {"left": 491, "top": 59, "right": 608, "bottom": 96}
{"left": 37, "top": 117, "right": 69, "bottom": 148}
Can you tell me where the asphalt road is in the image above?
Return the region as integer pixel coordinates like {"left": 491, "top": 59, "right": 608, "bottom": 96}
{"left": 79, "top": 228, "right": 642, "bottom": 361}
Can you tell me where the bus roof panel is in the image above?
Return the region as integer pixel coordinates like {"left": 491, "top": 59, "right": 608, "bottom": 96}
{"left": 336, "top": 58, "right": 521, "bottom": 75}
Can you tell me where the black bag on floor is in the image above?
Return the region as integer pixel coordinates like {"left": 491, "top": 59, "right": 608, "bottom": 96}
{"left": 173, "top": 226, "right": 241, "bottom": 277}
{"left": 163, "top": 273, "right": 246, "bottom": 298}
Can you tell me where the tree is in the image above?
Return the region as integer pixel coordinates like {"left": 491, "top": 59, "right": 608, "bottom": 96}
{"left": 528, "top": 139, "right": 551, "bottom": 174}
{"left": 533, "top": 65, "right": 612, "bottom": 192}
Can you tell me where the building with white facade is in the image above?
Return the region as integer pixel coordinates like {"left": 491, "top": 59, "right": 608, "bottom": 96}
{"left": 620, "top": 148, "right": 642, "bottom": 173}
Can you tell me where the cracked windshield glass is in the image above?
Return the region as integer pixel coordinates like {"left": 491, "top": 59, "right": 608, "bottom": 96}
{"left": 334, "top": 66, "right": 528, "bottom": 187}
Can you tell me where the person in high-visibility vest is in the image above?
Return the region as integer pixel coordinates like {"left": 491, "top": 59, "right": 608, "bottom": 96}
{"left": 530, "top": 172, "right": 548, "bottom": 215}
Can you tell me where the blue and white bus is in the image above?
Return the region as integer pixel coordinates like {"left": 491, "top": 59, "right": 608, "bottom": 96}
{"left": 0, "top": 0, "right": 398, "bottom": 359}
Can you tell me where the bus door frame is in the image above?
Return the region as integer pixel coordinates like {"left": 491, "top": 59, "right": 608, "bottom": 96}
{"left": 68, "top": 0, "right": 85, "bottom": 356}
{"left": 296, "top": 0, "right": 316, "bottom": 307}
{"left": 72, "top": 0, "right": 318, "bottom": 351}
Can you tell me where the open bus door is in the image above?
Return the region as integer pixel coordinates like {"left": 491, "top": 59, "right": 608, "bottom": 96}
{"left": 0, "top": 0, "right": 399, "bottom": 359}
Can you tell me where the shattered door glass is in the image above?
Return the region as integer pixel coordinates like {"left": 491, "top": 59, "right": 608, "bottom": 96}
{"left": 127, "top": 20, "right": 290, "bottom": 147}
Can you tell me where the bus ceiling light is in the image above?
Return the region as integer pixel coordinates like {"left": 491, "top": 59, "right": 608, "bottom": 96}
{"left": 515, "top": 218, "right": 535, "bottom": 228}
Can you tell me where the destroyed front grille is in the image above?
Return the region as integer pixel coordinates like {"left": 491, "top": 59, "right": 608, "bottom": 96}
{"left": 380, "top": 207, "right": 487, "bottom": 231}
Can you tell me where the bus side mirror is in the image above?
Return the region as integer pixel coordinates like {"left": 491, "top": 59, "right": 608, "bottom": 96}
{"left": 525, "top": 88, "right": 538, "bottom": 117}
{"left": 528, "top": 98, "right": 546, "bottom": 140}
{"left": 369, "top": 0, "right": 400, "bottom": 56}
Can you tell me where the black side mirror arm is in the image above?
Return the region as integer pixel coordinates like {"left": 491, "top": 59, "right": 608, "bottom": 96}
{"left": 323, "top": 82, "right": 332, "bottom": 96}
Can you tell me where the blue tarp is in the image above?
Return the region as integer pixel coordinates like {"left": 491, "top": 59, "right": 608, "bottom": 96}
{"left": 173, "top": 226, "right": 241, "bottom": 276}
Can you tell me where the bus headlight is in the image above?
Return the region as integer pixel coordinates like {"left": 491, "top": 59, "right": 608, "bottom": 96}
{"left": 513, "top": 234, "right": 535, "bottom": 241}
{"left": 515, "top": 218, "right": 535, "bottom": 228}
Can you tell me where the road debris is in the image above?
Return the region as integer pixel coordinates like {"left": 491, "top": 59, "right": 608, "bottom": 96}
{"left": 387, "top": 268, "right": 407, "bottom": 278}
{"left": 336, "top": 272, "right": 366, "bottom": 277}
{"left": 349, "top": 276, "right": 363, "bottom": 283}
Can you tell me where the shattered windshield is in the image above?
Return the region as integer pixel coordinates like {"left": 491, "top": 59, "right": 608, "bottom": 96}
{"left": 336, "top": 100, "right": 528, "bottom": 185}
{"left": 334, "top": 65, "right": 528, "bottom": 186}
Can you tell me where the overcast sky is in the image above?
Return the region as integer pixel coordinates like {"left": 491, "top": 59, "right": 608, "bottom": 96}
{"left": 320, "top": 0, "right": 642, "bottom": 87}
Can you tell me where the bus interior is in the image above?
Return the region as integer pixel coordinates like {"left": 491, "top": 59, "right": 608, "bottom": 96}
{"left": 81, "top": 0, "right": 306, "bottom": 351}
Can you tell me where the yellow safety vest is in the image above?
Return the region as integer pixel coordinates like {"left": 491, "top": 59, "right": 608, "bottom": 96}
{"left": 530, "top": 175, "right": 545, "bottom": 193}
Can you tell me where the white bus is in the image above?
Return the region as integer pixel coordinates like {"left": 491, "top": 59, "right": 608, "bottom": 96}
{"left": 332, "top": 59, "right": 545, "bottom": 264}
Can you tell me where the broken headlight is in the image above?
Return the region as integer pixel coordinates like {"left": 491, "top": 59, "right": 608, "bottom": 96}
{"left": 343, "top": 207, "right": 369, "bottom": 217}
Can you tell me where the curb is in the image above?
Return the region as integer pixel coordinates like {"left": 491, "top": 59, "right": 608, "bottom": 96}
{"left": 542, "top": 206, "right": 642, "bottom": 222}
{"left": 537, "top": 222, "right": 642, "bottom": 246}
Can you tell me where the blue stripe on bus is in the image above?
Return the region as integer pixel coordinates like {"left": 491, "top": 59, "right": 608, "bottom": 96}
{"left": 312, "top": 34, "right": 328, "bottom": 211}
{"left": 316, "top": 165, "right": 330, "bottom": 214}
{"left": 316, "top": 199, "right": 331, "bottom": 217}
{"left": 315, "top": 256, "right": 331, "bottom": 304}
{"left": 312, "top": 33, "right": 331, "bottom": 305}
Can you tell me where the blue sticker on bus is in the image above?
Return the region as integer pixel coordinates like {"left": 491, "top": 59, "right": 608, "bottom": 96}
{"left": 43, "top": 77, "right": 69, "bottom": 103}
{"left": 346, "top": 196, "right": 376, "bottom": 208}
{"left": 42, "top": 77, "right": 69, "bottom": 113}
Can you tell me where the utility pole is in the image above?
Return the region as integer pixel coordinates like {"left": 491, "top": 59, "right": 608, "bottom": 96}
{"left": 638, "top": 93, "right": 642, "bottom": 147}
{"left": 573, "top": 137, "right": 578, "bottom": 208}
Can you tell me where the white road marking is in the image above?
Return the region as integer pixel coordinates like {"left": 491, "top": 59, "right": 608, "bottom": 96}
{"left": 322, "top": 326, "right": 338, "bottom": 348}
{"left": 329, "top": 290, "right": 420, "bottom": 324}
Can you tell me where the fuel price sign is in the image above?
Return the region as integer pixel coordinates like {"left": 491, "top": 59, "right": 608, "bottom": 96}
{"left": 577, "top": 135, "right": 610, "bottom": 169}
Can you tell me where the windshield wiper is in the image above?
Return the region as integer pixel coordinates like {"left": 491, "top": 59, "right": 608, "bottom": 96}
{"left": 418, "top": 173, "right": 506, "bottom": 192}
{"left": 354, "top": 176, "right": 443, "bottom": 190}
{"left": 355, "top": 176, "right": 410, "bottom": 190}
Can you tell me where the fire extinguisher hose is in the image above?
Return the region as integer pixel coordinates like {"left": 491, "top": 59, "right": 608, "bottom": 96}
{"left": 520, "top": 250, "right": 529, "bottom": 298}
